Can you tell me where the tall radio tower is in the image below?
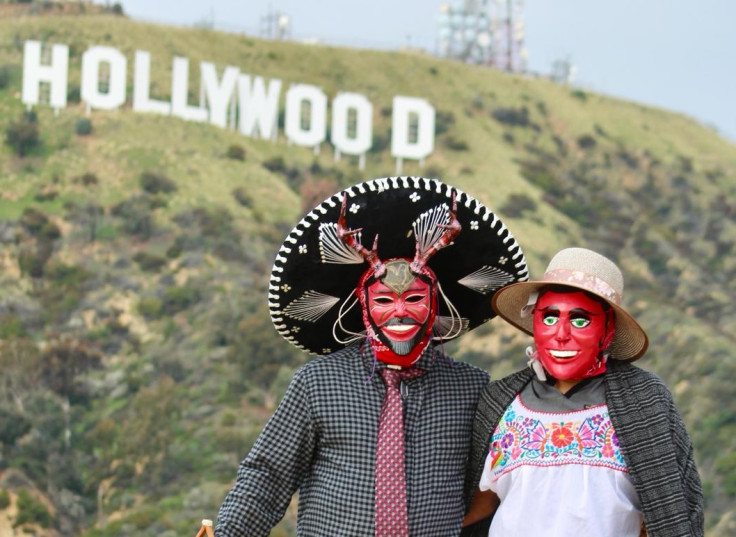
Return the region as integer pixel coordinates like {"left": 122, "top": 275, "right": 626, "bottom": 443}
{"left": 437, "top": 0, "right": 526, "bottom": 72}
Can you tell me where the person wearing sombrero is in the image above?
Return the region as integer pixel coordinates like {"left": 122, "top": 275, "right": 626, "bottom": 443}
{"left": 215, "top": 177, "right": 529, "bottom": 537}
{"left": 461, "top": 248, "right": 704, "bottom": 537}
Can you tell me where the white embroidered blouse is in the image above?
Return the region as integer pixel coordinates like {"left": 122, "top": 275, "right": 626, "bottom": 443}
{"left": 478, "top": 393, "right": 643, "bottom": 536}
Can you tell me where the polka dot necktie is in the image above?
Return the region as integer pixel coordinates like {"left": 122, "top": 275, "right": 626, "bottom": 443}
{"left": 375, "top": 367, "right": 425, "bottom": 537}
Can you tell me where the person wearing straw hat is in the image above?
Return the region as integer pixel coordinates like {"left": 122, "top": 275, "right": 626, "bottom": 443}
{"left": 215, "top": 177, "right": 529, "bottom": 537}
{"left": 461, "top": 247, "right": 704, "bottom": 537}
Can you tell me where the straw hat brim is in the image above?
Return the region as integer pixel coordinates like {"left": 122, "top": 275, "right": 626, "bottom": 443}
{"left": 491, "top": 280, "right": 649, "bottom": 361}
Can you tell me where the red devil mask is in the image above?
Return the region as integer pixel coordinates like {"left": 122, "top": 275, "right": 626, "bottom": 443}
{"left": 533, "top": 290, "right": 615, "bottom": 388}
{"left": 358, "top": 260, "right": 439, "bottom": 367}
{"left": 337, "top": 193, "right": 460, "bottom": 368}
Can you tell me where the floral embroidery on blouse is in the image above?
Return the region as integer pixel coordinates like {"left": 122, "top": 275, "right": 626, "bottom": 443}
{"left": 488, "top": 395, "right": 627, "bottom": 480}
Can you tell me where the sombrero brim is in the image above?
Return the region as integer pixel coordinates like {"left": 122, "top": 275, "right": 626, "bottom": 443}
{"left": 491, "top": 281, "right": 649, "bottom": 361}
{"left": 269, "top": 177, "right": 529, "bottom": 355}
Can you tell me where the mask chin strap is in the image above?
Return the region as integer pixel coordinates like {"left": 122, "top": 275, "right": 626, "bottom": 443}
{"left": 596, "top": 307, "right": 615, "bottom": 366}
{"left": 525, "top": 345, "right": 547, "bottom": 381}
{"left": 520, "top": 291, "right": 538, "bottom": 319}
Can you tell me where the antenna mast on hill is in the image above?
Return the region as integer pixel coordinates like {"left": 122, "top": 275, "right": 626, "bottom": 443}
{"left": 437, "top": 0, "right": 526, "bottom": 72}
{"left": 260, "top": 5, "right": 291, "bottom": 40}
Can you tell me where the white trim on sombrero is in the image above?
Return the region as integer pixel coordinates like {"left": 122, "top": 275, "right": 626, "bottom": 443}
{"left": 268, "top": 176, "right": 529, "bottom": 355}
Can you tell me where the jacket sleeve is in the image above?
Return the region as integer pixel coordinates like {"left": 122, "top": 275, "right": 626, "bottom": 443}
{"left": 215, "top": 367, "right": 316, "bottom": 537}
{"left": 665, "top": 386, "right": 705, "bottom": 536}
{"left": 460, "top": 369, "right": 532, "bottom": 537}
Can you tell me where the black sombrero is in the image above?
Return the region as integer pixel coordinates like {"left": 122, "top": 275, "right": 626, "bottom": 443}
{"left": 268, "top": 177, "right": 529, "bottom": 355}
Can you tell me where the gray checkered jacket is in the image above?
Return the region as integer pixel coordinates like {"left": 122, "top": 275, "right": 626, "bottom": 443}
{"left": 462, "top": 360, "right": 704, "bottom": 537}
{"left": 216, "top": 343, "right": 489, "bottom": 536}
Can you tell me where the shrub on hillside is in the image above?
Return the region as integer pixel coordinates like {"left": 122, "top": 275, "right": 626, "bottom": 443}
{"left": 231, "top": 187, "right": 253, "bottom": 208}
{"left": 111, "top": 195, "right": 155, "bottom": 239}
{"left": 570, "top": 89, "right": 587, "bottom": 101}
{"left": 434, "top": 110, "right": 455, "bottom": 135}
{"left": 5, "top": 113, "right": 40, "bottom": 157}
{"left": 0, "top": 314, "right": 27, "bottom": 339}
{"left": 39, "top": 340, "right": 102, "bottom": 402}
{"left": 19, "top": 207, "right": 50, "bottom": 235}
{"left": 500, "top": 193, "right": 537, "bottom": 218}
{"left": 132, "top": 251, "right": 167, "bottom": 272}
{"left": 39, "top": 263, "right": 91, "bottom": 324}
{"left": 491, "top": 106, "right": 530, "bottom": 127}
{"left": 369, "top": 133, "right": 389, "bottom": 154}
{"left": 262, "top": 155, "right": 286, "bottom": 173}
{"left": 13, "top": 489, "right": 52, "bottom": 529}
{"left": 80, "top": 172, "right": 99, "bottom": 186}
{"left": 37, "top": 220, "right": 61, "bottom": 241}
{"left": 0, "top": 66, "right": 10, "bottom": 89}
{"left": 443, "top": 136, "right": 469, "bottom": 151}
{"left": 577, "top": 134, "right": 597, "bottom": 149}
{"left": 33, "top": 188, "right": 58, "bottom": 202}
{"left": 18, "top": 245, "right": 52, "bottom": 279}
{"left": 0, "top": 490, "right": 9, "bottom": 509}
{"left": 138, "top": 297, "right": 164, "bottom": 319}
{"left": 140, "top": 171, "right": 177, "bottom": 194}
{"left": 226, "top": 144, "right": 246, "bottom": 161}
{"left": 163, "top": 285, "right": 202, "bottom": 315}
{"left": 75, "top": 117, "right": 93, "bottom": 136}
{"left": 166, "top": 239, "right": 183, "bottom": 259}
{"left": 0, "top": 407, "right": 31, "bottom": 446}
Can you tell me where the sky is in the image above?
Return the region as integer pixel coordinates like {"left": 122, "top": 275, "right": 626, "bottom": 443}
{"left": 111, "top": 0, "right": 736, "bottom": 143}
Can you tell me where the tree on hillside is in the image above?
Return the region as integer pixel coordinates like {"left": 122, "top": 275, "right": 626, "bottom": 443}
{"left": 4, "top": 111, "right": 40, "bottom": 157}
{"left": 0, "top": 338, "right": 41, "bottom": 413}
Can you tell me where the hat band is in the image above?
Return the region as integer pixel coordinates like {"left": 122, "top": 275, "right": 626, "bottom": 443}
{"left": 542, "top": 269, "right": 621, "bottom": 305}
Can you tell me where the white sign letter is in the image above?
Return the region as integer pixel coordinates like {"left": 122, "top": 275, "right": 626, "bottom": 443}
{"left": 81, "top": 46, "right": 127, "bottom": 111}
{"left": 391, "top": 96, "right": 435, "bottom": 161}
{"left": 331, "top": 92, "right": 372, "bottom": 158}
{"left": 22, "top": 40, "right": 69, "bottom": 110}
{"left": 133, "top": 50, "right": 171, "bottom": 115}
{"left": 285, "top": 84, "right": 327, "bottom": 149}
{"left": 171, "top": 56, "right": 207, "bottom": 123}
{"left": 238, "top": 75, "right": 282, "bottom": 140}
{"left": 201, "top": 62, "right": 239, "bottom": 128}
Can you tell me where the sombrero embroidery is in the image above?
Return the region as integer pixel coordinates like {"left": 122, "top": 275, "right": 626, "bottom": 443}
{"left": 269, "top": 176, "right": 529, "bottom": 355}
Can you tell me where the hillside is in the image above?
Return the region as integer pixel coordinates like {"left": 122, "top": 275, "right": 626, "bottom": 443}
{"left": 0, "top": 13, "right": 735, "bottom": 537}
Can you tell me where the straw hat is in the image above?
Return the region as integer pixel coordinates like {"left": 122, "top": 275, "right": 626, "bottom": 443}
{"left": 269, "top": 177, "right": 529, "bottom": 355}
{"left": 491, "top": 247, "right": 648, "bottom": 361}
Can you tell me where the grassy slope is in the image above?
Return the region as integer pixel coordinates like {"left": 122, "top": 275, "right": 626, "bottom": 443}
{"left": 0, "top": 14, "right": 734, "bottom": 537}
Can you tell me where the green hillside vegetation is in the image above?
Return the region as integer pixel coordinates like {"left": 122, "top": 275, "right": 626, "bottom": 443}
{"left": 0, "top": 12, "right": 735, "bottom": 537}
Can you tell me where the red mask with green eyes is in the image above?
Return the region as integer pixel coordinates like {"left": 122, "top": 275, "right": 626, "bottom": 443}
{"left": 358, "top": 259, "right": 438, "bottom": 367}
{"left": 533, "top": 290, "right": 615, "bottom": 381}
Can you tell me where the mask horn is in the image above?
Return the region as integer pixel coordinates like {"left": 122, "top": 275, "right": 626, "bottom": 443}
{"left": 336, "top": 195, "right": 386, "bottom": 279}
{"left": 410, "top": 189, "right": 461, "bottom": 274}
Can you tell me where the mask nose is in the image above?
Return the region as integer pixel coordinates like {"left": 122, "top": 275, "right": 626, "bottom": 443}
{"left": 394, "top": 298, "right": 408, "bottom": 317}
{"left": 555, "top": 319, "right": 571, "bottom": 342}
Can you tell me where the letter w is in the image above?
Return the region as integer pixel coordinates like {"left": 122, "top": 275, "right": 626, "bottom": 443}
{"left": 238, "top": 75, "right": 282, "bottom": 140}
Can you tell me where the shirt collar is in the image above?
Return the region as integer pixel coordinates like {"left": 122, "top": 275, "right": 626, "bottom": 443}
{"left": 359, "top": 341, "right": 438, "bottom": 378}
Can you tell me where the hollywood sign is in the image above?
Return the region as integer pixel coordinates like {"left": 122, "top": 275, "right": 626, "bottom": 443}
{"left": 21, "top": 41, "right": 436, "bottom": 172}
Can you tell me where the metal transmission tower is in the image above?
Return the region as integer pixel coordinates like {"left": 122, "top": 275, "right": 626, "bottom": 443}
{"left": 260, "top": 7, "right": 291, "bottom": 40}
{"left": 437, "top": 0, "right": 526, "bottom": 72}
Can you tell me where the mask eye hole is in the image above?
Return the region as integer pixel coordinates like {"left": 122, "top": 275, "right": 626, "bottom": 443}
{"left": 404, "top": 294, "right": 425, "bottom": 304}
{"left": 542, "top": 314, "right": 558, "bottom": 326}
{"left": 372, "top": 296, "right": 394, "bottom": 305}
{"left": 570, "top": 316, "right": 591, "bottom": 329}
